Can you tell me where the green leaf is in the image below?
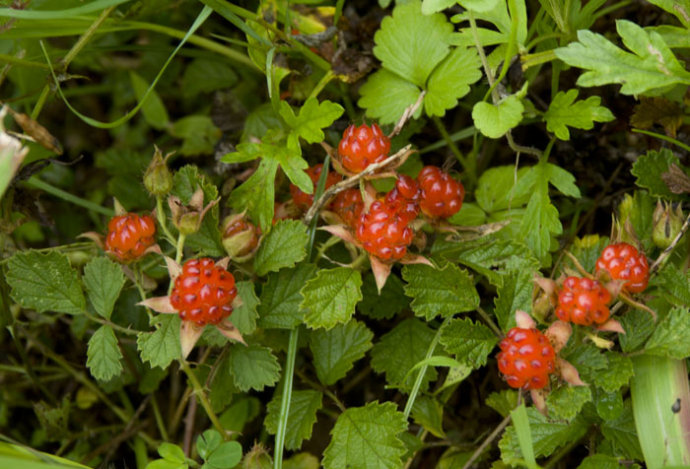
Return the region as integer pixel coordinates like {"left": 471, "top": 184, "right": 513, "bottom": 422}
{"left": 358, "top": 69, "right": 422, "bottom": 125}
{"left": 475, "top": 165, "right": 531, "bottom": 213}
{"left": 206, "top": 441, "right": 242, "bottom": 468}
{"left": 655, "top": 262, "right": 690, "bottom": 307}
{"left": 424, "top": 46, "right": 482, "bottom": 117}
{"left": 631, "top": 148, "right": 684, "bottom": 199}
{"left": 554, "top": 20, "right": 690, "bottom": 95}
{"left": 197, "top": 430, "right": 222, "bottom": 460}
{"left": 228, "top": 158, "right": 279, "bottom": 232}
{"left": 486, "top": 389, "right": 519, "bottom": 418}
{"left": 129, "top": 71, "right": 169, "bottom": 130}
{"left": 370, "top": 318, "right": 437, "bottom": 391}
{"left": 402, "top": 263, "right": 479, "bottom": 320}
{"left": 83, "top": 257, "right": 125, "bottom": 320}
{"left": 472, "top": 95, "right": 524, "bottom": 139}
{"left": 619, "top": 308, "right": 656, "bottom": 353}
{"left": 411, "top": 395, "right": 445, "bottom": 438}
{"left": 158, "top": 442, "right": 186, "bottom": 463}
{"left": 323, "top": 401, "right": 407, "bottom": 469}
{"left": 86, "top": 325, "right": 123, "bottom": 382}
{"left": 7, "top": 250, "right": 85, "bottom": 315}
{"left": 170, "top": 116, "right": 221, "bottom": 156}
{"left": 137, "top": 315, "right": 181, "bottom": 370}
{"left": 600, "top": 401, "right": 643, "bottom": 460}
{"left": 254, "top": 220, "right": 308, "bottom": 276}
{"left": 644, "top": 306, "right": 690, "bottom": 359}
{"left": 594, "top": 388, "right": 624, "bottom": 421}
{"left": 265, "top": 390, "right": 323, "bottom": 451}
{"left": 258, "top": 264, "right": 316, "bottom": 329}
{"left": 510, "top": 405, "right": 539, "bottom": 469}
{"left": 228, "top": 344, "right": 280, "bottom": 392}
{"left": 309, "top": 320, "right": 373, "bottom": 385}
{"left": 421, "top": 0, "right": 457, "bottom": 14}
{"left": 493, "top": 267, "right": 533, "bottom": 332}
{"left": 458, "top": 0, "right": 500, "bottom": 11}
{"left": 593, "top": 353, "right": 634, "bottom": 392}
{"left": 561, "top": 235, "right": 609, "bottom": 275}
{"left": 373, "top": 0, "right": 457, "bottom": 87}
{"left": 544, "top": 163, "right": 581, "bottom": 198}
{"left": 544, "top": 89, "right": 615, "bottom": 140}
{"left": 359, "top": 272, "right": 409, "bottom": 320}
{"left": 231, "top": 281, "right": 259, "bottom": 335}
{"left": 560, "top": 343, "right": 607, "bottom": 384}
{"left": 645, "top": 0, "right": 690, "bottom": 28}
{"left": 279, "top": 98, "right": 344, "bottom": 145}
{"left": 181, "top": 58, "right": 238, "bottom": 98}
{"left": 545, "top": 386, "right": 592, "bottom": 421}
{"left": 438, "top": 317, "right": 498, "bottom": 369}
{"left": 577, "top": 454, "right": 623, "bottom": 469}
{"left": 301, "top": 268, "right": 362, "bottom": 329}
{"left": 499, "top": 408, "right": 588, "bottom": 465}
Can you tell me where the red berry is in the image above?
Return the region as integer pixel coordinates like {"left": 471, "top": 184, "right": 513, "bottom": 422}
{"left": 355, "top": 200, "right": 414, "bottom": 261}
{"left": 497, "top": 327, "right": 556, "bottom": 390}
{"left": 385, "top": 174, "right": 420, "bottom": 223}
{"left": 338, "top": 123, "right": 390, "bottom": 173}
{"left": 331, "top": 188, "right": 364, "bottom": 227}
{"left": 105, "top": 213, "right": 156, "bottom": 262}
{"left": 595, "top": 242, "right": 649, "bottom": 293}
{"left": 289, "top": 164, "right": 341, "bottom": 210}
{"left": 417, "top": 166, "right": 465, "bottom": 219}
{"left": 170, "top": 258, "right": 238, "bottom": 326}
{"left": 556, "top": 277, "right": 612, "bottom": 326}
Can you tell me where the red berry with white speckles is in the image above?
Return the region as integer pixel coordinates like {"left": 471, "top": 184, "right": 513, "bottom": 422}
{"left": 595, "top": 242, "right": 649, "bottom": 293}
{"left": 385, "top": 174, "right": 420, "bottom": 223}
{"left": 417, "top": 166, "right": 465, "bottom": 219}
{"left": 105, "top": 213, "right": 156, "bottom": 262}
{"left": 355, "top": 200, "right": 414, "bottom": 261}
{"left": 331, "top": 188, "right": 364, "bottom": 228}
{"left": 556, "top": 276, "right": 612, "bottom": 326}
{"left": 169, "top": 258, "right": 237, "bottom": 326}
{"left": 338, "top": 123, "right": 390, "bottom": 173}
{"left": 497, "top": 327, "right": 556, "bottom": 390}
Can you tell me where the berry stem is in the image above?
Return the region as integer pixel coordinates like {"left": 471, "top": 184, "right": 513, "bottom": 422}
{"left": 155, "top": 194, "right": 177, "bottom": 246}
{"left": 23, "top": 176, "right": 114, "bottom": 217}
{"left": 175, "top": 233, "right": 187, "bottom": 265}
{"left": 179, "top": 358, "right": 228, "bottom": 439}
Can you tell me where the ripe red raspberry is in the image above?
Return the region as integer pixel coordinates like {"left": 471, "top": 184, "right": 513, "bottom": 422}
{"left": 170, "top": 258, "right": 238, "bottom": 326}
{"left": 595, "top": 242, "right": 649, "bottom": 293}
{"left": 331, "top": 188, "right": 364, "bottom": 227}
{"left": 289, "top": 164, "right": 341, "bottom": 210}
{"left": 338, "top": 123, "right": 390, "bottom": 173}
{"left": 417, "top": 166, "right": 465, "bottom": 219}
{"left": 355, "top": 200, "right": 414, "bottom": 261}
{"left": 385, "top": 174, "right": 420, "bottom": 223}
{"left": 105, "top": 213, "right": 156, "bottom": 262}
{"left": 556, "top": 277, "right": 612, "bottom": 326}
{"left": 497, "top": 327, "right": 556, "bottom": 390}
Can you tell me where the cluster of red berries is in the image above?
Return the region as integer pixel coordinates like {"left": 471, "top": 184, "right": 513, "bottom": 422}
{"left": 338, "top": 123, "right": 390, "bottom": 173}
{"left": 289, "top": 164, "right": 342, "bottom": 211}
{"left": 170, "top": 258, "right": 238, "bottom": 326}
{"left": 497, "top": 327, "right": 556, "bottom": 390}
{"left": 105, "top": 213, "right": 156, "bottom": 262}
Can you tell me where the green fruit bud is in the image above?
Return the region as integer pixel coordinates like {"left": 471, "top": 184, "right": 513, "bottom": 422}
{"left": 144, "top": 146, "right": 173, "bottom": 196}
{"left": 652, "top": 201, "right": 684, "bottom": 249}
{"left": 242, "top": 444, "right": 272, "bottom": 469}
{"left": 221, "top": 213, "right": 260, "bottom": 262}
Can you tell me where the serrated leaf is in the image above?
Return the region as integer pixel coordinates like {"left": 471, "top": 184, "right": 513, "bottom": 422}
{"left": 258, "top": 264, "right": 316, "bottom": 329}
{"left": 373, "top": 0, "right": 456, "bottom": 88}
{"left": 630, "top": 97, "right": 683, "bottom": 137}
{"left": 594, "top": 388, "right": 624, "bottom": 421}
{"left": 7, "top": 250, "right": 85, "bottom": 315}
{"left": 619, "top": 309, "right": 656, "bottom": 353}
{"left": 554, "top": 20, "right": 690, "bottom": 95}
{"left": 411, "top": 395, "right": 445, "bottom": 437}
{"left": 631, "top": 148, "right": 684, "bottom": 200}
{"left": 254, "top": 220, "right": 308, "bottom": 276}
{"left": 486, "top": 389, "right": 519, "bottom": 418}
{"left": 439, "top": 318, "right": 498, "bottom": 369}
{"left": 593, "top": 353, "right": 634, "bottom": 392}
{"left": 279, "top": 98, "right": 344, "bottom": 145}
{"left": 137, "top": 315, "right": 181, "bottom": 370}
{"left": 323, "top": 401, "right": 407, "bottom": 469}
{"left": 301, "top": 268, "right": 362, "bottom": 330}
{"left": 519, "top": 179, "right": 561, "bottom": 265}
{"left": 475, "top": 165, "right": 531, "bottom": 213}
{"left": 170, "top": 115, "right": 221, "bottom": 156}
{"left": 83, "top": 257, "right": 125, "bottom": 320}
{"left": 577, "top": 454, "right": 622, "bottom": 469}
{"left": 231, "top": 281, "right": 259, "bottom": 335}
{"left": 228, "top": 158, "right": 278, "bottom": 232}
{"left": 402, "top": 263, "right": 479, "bottom": 320}
{"left": 644, "top": 306, "right": 690, "bottom": 359}
{"left": 130, "top": 71, "right": 169, "bottom": 130}
{"left": 472, "top": 95, "right": 524, "bottom": 139}
{"left": 358, "top": 69, "right": 423, "bottom": 125}
{"left": 309, "top": 320, "right": 373, "bottom": 385}
{"left": 424, "top": 46, "right": 482, "bottom": 117}
{"left": 228, "top": 344, "right": 280, "bottom": 392}
{"left": 600, "top": 401, "right": 643, "bottom": 460}
{"left": 86, "top": 325, "right": 123, "bottom": 382}
{"left": 493, "top": 268, "right": 533, "bottom": 332}
{"left": 499, "top": 408, "right": 588, "bottom": 465}
{"left": 370, "top": 318, "right": 437, "bottom": 391}
{"left": 265, "top": 390, "right": 322, "bottom": 450}
{"left": 359, "top": 272, "right": 409, "bottom": 320}
{"left": 560, "top": 343, "right": 607, "bottom": 384}
{"left": 545, "top": 386, "right": 592, "bottom": 421}
{"left": 655, "top": 262, "right": 690, "bottom": 307}
{"left": 544, "top": 89, "right": 614, "bottom": 140}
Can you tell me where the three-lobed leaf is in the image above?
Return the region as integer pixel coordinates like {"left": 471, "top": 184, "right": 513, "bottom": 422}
{"left": 279, "top": 98, "right": 344, "bottom": 145}
{"left": 544, "top": 89, "right": 614, "bottom": 140}
{"left": 472, "top": 95, "right": 524, "bottom": 139}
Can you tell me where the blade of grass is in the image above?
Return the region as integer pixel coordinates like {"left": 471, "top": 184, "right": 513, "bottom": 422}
{"left": 511, "top": 404, "right": 541, "bottom": 469}
{"left": 0, "top": 0, "right": 130, "bottom": 19}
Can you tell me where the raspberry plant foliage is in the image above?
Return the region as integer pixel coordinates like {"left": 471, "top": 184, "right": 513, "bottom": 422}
{"left": 2, "top": 0, "right": 690, "bottom": 468}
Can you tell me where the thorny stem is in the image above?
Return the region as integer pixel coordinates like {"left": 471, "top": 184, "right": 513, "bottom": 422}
{"left": 179, "top": 359, "right": 227, "bottom": 439}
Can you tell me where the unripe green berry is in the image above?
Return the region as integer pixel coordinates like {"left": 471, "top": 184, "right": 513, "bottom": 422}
{"left": 652, "top": 201, "right": 684, "bottom": 249}
{"left": 144, "top": 146, "right": 173, "bottom": 196}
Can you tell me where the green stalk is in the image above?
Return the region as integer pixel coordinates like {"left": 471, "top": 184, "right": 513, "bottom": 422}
{"left": 274, "top": 328, "right": 298, "bottom": 469}
{"left": 23, "top": 176, "right": 114, "bottom": 216}
{"left": 630, "top": 355, "right": 690, "bottom": 469}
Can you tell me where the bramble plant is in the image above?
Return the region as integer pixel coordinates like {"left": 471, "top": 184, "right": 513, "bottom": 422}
{"left": 2, "top": 0, "right": 690, "bottom": 468}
